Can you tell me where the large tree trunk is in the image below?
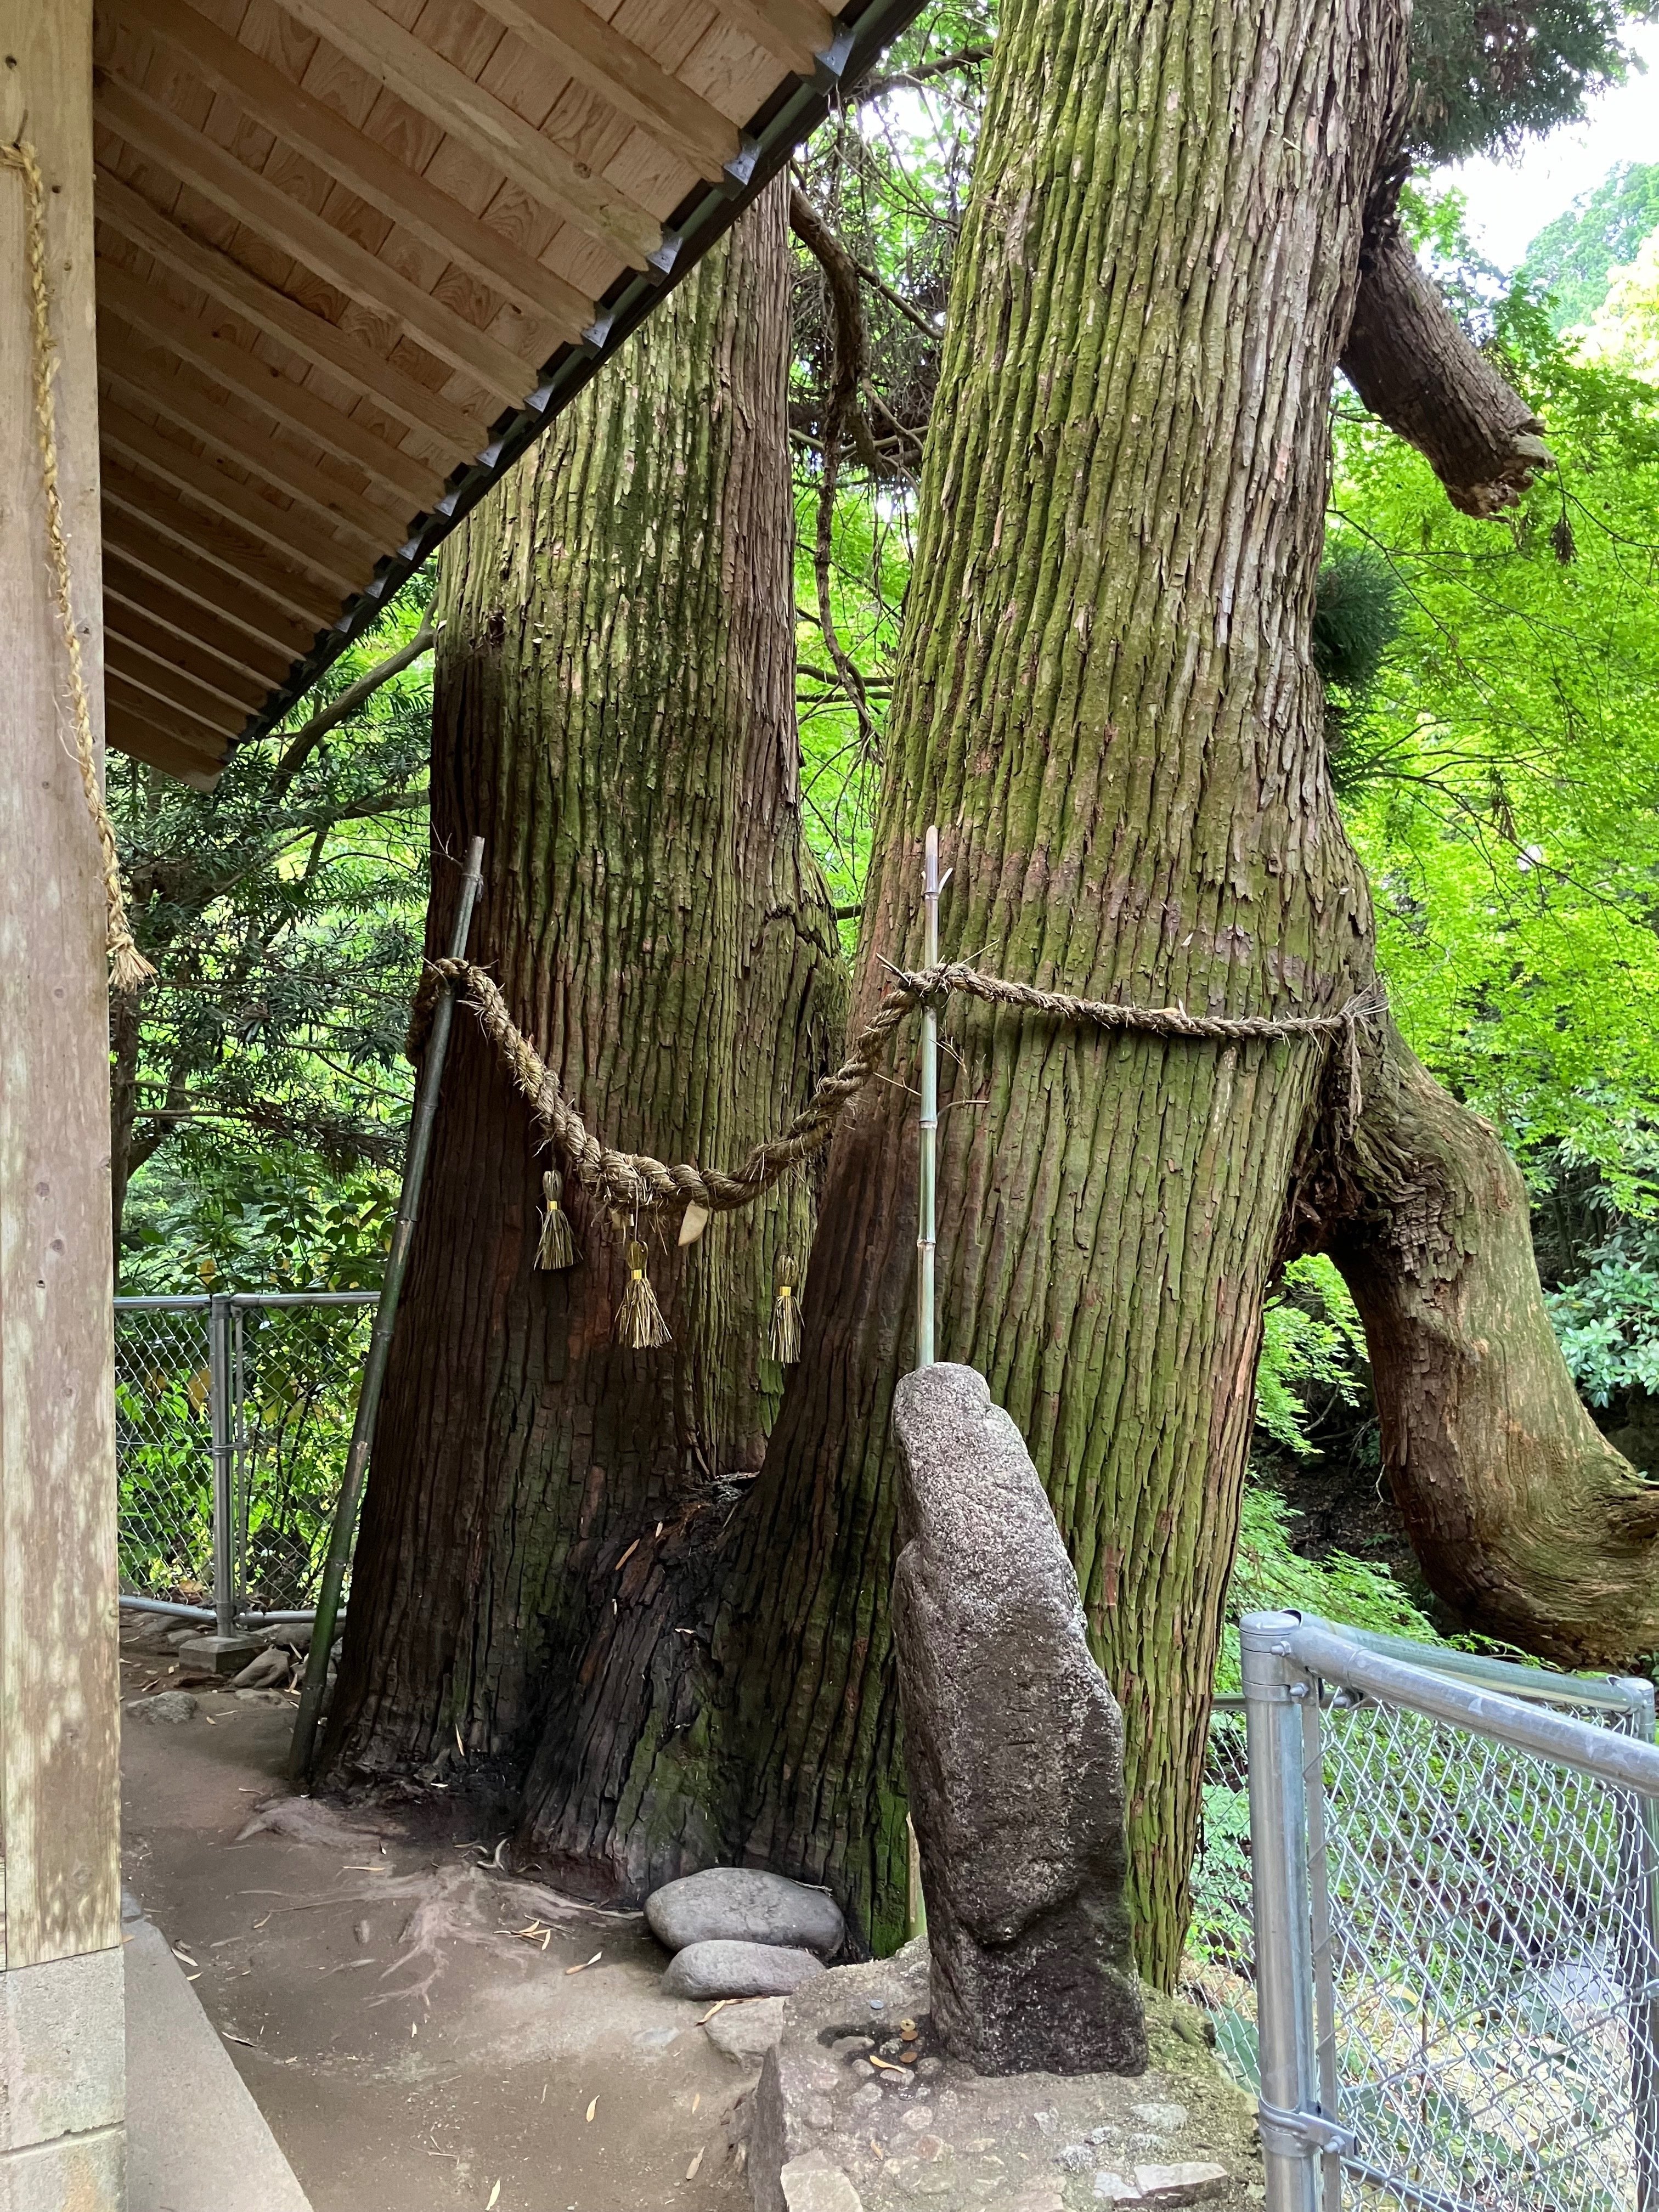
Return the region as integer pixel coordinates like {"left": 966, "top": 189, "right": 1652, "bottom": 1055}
{"left": 323, "top": 183, "right": 847, "bottom": 1870}
{"left": 514, "top": 0, "right": 1411, "bottom": 1987}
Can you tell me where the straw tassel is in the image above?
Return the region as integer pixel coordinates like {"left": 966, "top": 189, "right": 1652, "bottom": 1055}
{"left": 769, "top": 1253, "right": 803, "bottom": 1364}
{"left": 536, "top": 1169, "right": 578, "bottom": 1270}
{"left": 616, "top": 1237, "right": 670, "bottom": 1350}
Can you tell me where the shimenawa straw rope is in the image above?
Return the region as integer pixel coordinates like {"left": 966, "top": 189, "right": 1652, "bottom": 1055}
{"left": 3, "top": 139, "right": 151, "bottom": 996}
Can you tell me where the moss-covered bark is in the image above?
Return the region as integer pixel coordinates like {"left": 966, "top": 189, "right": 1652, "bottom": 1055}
{"left": 517, "top": 0, "right": 1410, "bottom": 1986}
{"left": 323, "top": 184, "right": 847, "bottom": 1895}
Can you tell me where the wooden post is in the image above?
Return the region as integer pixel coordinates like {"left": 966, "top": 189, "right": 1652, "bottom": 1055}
{"left": 0, "top": 4, "right": 126, "bottom": 2206}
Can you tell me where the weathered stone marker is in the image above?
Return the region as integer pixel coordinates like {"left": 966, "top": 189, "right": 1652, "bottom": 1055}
{"left": 891, "top": 1363, "right": 1147, "bottom": 2075}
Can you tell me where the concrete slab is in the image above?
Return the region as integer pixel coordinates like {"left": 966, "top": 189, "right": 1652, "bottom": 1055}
{"left": 124, "top": 1917, "right": 312, "bottom": 2212}
{"left": 0, "top": 1946, "right": 123, "bottom": 2151}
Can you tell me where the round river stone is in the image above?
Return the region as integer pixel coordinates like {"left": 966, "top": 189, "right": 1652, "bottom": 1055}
{"left": 662, "top": 1939, "right": 827, "bottom": 2000}
{"left": 646, "top": 1867, "right": 845, "bottom": 1956}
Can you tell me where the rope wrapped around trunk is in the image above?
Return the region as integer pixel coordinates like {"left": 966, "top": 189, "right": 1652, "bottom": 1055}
{"left": 411, "top": 956, "right": 1386, "bottom": 1221}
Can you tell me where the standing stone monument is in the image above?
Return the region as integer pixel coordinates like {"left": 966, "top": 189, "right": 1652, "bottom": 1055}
{"left": 891, "top": 1363, "right": 1147, "bottom": 2076}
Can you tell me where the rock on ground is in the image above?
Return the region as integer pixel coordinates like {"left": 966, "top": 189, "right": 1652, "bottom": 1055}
{"left": 648, "top": 1868, "right": 846, "bottom": 1957}
{"left": 664, "top": 1941, "right": 827, "bottom": 2000}
{"left": 126, "top": 1691, "right": 200, "bottom": 1724}
{"left": 706, "top": 1996, "right": 789, "bottom": 2064}
{"left": 780, "top": 2158, "right": 866, "bottom": 2210}
{"left": 891, "top": 1364, "right": 1146, "bottom": 2076}
{"left": 748, "top": 1944, "right": 1257, "bottom": 2212}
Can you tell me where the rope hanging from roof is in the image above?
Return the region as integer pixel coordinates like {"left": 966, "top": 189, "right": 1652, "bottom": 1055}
{"left": 410, "top": 952, "right": 1385, "bottom": 1353}
{"left": 4, "top": 138, "right": 151, "bottom": 997}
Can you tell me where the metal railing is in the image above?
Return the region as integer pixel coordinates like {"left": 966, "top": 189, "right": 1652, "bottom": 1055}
{"left": 1189, "top": 1611, "right": 1659, "bottom": 2212}
{"left": 114, "top": 1291, "right": 375, "bottom": 1632}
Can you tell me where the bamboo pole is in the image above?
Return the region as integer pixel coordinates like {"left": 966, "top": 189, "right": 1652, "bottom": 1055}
{"left": 288, "top": 836, "right": 485, "bottom": 1780}
{"left": 916, "top": 823, "right": 939, "bottom": 1367}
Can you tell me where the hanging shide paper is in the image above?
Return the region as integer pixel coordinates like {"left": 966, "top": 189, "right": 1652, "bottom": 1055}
{"left": 536, "top": 1169, "right": 578, "bottom": 1270}
{"left": 616, "top": 1237, "right": 670, "bottom": 1350}
{"left": 769, "top": 1254, "right": 803, "bottom": 1364}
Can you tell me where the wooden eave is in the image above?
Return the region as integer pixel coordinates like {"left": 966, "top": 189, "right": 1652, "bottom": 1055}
{"left": 90, "top": 0, "right": 923, "bottom": 786}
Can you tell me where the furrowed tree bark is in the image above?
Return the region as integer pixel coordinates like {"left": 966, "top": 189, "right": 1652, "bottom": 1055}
{"left": 1341, "top": 223, "right": 1552, "bottom": 517}
{"left": 1322, "top": 1025, "right": 1659, "bottom": 1661}
{"left": 322, "top": 184, "right": 846, "bottom": 1866}
{"left": 518, "top": 0, "right": 1411, "bottom": 1988}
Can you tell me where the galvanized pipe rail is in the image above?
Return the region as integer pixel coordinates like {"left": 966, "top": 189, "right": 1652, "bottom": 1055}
{"left": 1242, "top": 1609, "right": 1659, "bottom": 2212}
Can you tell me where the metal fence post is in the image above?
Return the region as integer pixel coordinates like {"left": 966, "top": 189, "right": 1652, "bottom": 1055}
{"left": 1617, "top": 1673, "right": 1659, "bottom": 2212}
{"left": 1242, "top": 1611, "right": 1324, "bottom": 2212}
{"left": 208, "top": 1290, "right": 236, "bottom": 1639}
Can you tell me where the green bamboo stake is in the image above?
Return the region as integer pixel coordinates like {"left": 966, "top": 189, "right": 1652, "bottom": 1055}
{"left": 288, "top": 836, "right": 486, "bottom": 1781}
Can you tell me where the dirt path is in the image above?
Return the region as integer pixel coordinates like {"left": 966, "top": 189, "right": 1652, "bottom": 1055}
{"left": 120, "top": 1638, "right": 753, "bottom": 2212}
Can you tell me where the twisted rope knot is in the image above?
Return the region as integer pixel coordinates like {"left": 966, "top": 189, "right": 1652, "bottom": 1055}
{"left": 414, "top": 956, "right": 1386, "bottom": 1221}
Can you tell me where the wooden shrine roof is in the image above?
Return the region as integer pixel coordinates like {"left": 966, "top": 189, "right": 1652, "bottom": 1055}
{"left": 91, "top": 0, "right": 918, "bottom": 785}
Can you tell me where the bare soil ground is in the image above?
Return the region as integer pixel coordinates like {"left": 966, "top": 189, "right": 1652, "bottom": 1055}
{"left": 119, "top": 1634, "right": 754, "bottom": 2212}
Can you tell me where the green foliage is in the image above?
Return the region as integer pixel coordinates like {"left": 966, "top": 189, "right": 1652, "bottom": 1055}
{"left": 1311, "top": 545, "right": 1405, "bottom": 696}
{"left": 113, "top": 592, "right": 432, "bottom": 1277}
{"left": 121, "top": 1144, "right": 396, "bottom": 1299}
{"left": 1331, "top": 246, "right": 1659, "bottom": 1182}
{"left": 1545, "top": 1222, "right": 1659, "bottom": 1403}
{"left": 1255, "top": 1256, "right": 1369, "bottom": 1456}
{"left": 1407, "top": 0, "right": 1651, "bottom": 165}
{"left": 1523, "top": 160, "right": 1659, "bottom": 330}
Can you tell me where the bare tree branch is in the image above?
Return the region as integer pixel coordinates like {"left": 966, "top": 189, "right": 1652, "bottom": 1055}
{"left": 789, "top": 187, "right": 879, "bottom": 752}
{"left": 268, "top": 618, "right": 436, "bottom": 799}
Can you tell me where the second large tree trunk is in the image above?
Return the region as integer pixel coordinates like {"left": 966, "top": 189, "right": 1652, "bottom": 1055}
{"left": 324, "top": 185, "right": 846, "bottom": 1880}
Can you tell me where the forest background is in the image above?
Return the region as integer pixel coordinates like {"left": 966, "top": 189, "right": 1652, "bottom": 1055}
{"left": 108, "top": 4, "right": 1659, "bottom": 1669}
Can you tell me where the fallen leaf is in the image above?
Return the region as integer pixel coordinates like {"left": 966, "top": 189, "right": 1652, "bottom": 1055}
{"left": 868, "top": 2053, "right": 906, "bottom": 2074}
{"left": 691, "top": 2094, "right": 701, "bottom": 2116}
{"left": 186, "top": 1973, "right": 201, "bottom": 1983}
{"left": 455, "top": 1723, "right": 466, "bottom": 1757}
{"left": 221, "top": 2030, "right": 255, "bottom": 2047}
{"left": 253, "top": 1912, "right": 273, "bottom": 1930}
{"left": 585, "top": 2098, "right": 597, "bottom": 2124}
{"left": 540, "top": 2083, "right": 548, "bottom": 2104}
{"left": 410, "top": 2021, "right": 418, "bottom": 2038}
{"left": 539, "top": 1930, "right": 550, "bottom": 1953}
{"left": 487, "top": 2182, "right": 500, "bottom": 2208}
{"left": 685, "top": 2148, "right": 704, "bottom": 2181}
{"left": 564, "top": 1950, "right": 601, "bottom": 1974}
{"left": 615, "top": 1538, "right": 640, "bottom": 1572}
{"left": 655, "top": 1521, "right": 663, "bottom": 1538}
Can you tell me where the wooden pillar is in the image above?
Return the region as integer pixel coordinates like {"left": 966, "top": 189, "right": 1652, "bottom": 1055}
{"left": 0, "top": 3, "right": 126, "bottom": 2207}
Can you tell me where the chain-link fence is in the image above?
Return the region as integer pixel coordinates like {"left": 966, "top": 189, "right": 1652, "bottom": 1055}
{"left": 115, "top": 1291, "right": 374, "bottom": 1624}
{"left": 1188, "top": 1613, "right": 1659, "bottom": 2211}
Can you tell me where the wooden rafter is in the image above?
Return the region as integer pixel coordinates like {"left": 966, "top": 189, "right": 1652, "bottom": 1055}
{"left": 109, "top": 0, "right": 596, "bottom": 338}
{"left": 101, "top": 459, "right": 341, "bottom": 628}
{"left": 98, "top": 75, "right": 541, "bottom": 399}
{"left": 274, "top": 0, "right": 667, "bottom": 269}
{"left": 472, "top": 0, "right": 743, "bottom": 179}
{"left": 100, "top": 505, "right": 321, "bottom": 655}
{"left": 101, "top": 357, "right": 399, "bottom": 553}
{"left": 97, "top": 273, "right": 443, "bottom": 507}
{"left": 705, "top": 0, "right": 836, "bottom": 75}
{"left": 103, "top": 552, "right": 298, "bottom": 687}
{"left": 106, "top": 631, "right": 261, "bottom": 726}
{"left": 97, "top": 168, "right": 489, "bottom": 449}
{"left": 103, "top": 603, "right": 272, "bottom": 710}
{"left": 98, "top": 400, "right": 365, "bottom": 592}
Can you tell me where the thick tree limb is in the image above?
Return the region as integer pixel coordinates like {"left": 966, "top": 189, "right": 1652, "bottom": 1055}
{"left": 1325, "top": 1026, "right": 1659, "bottom": 1665}
{"left": 1340, "top": 228, "right": 1551, "bottom": 518}
{"left": 789, "top": 186, "right": 879, "bottom": 751}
